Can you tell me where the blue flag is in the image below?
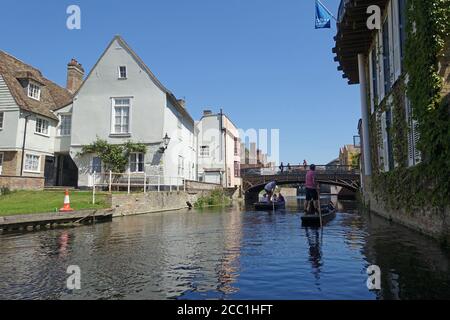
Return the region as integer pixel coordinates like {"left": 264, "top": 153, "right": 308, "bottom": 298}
{"left": 315, "top": 0, "right": 332, "bottom": 29}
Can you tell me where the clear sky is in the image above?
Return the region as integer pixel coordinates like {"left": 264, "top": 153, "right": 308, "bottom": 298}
{"left": 0, "top": 0, "right": 360, "bottom": 165}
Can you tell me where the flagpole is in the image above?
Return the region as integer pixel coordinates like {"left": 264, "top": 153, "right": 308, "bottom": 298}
{"left": 316, "top": 0, "right": 337, "bottom": 21}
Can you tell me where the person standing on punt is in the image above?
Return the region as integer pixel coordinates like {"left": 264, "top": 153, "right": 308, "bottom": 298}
{"left": 304, "top": 164, "right": 319, "bottom": 214}
{"left": 264, "top": 181, "right": 277, "bottom": 203}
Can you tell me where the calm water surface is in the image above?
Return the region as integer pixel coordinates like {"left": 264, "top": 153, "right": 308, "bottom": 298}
{"left": 1, "top": 199, "right": 449, "bottom": 300}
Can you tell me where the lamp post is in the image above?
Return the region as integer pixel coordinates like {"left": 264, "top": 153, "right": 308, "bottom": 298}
{"left": 159, "top": 133, "right": 171, "bottom": 153}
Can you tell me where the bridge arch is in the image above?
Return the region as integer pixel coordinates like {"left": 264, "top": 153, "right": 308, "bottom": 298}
{"left": 242, "top": 167, "right": 361, "bottom": 202}
{"left": 244, "top": 179, "right": 359, "bottom": 196}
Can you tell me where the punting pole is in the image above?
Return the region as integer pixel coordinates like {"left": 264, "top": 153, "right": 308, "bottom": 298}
{"left": 318, "top": 188, "right": 323, "bottom": 228}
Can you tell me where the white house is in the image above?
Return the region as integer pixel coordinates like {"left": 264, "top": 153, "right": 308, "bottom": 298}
{"left": 0, "top": 50, "right": 75, "bottom": 188}
{"left": 69, "top": 36, "right": 197, "bottom": 188}
{"left": 196, "top": 110, "right": 242, "bottom": 189}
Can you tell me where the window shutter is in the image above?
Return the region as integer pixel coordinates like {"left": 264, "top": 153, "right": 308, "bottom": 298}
{"left": 369, "top": 50, "right": 375, "bottom": 113}
{"left": 378, "top": 112, "right": 384, "bottom": 171}
{"left": 413, "top": 120, "right": 421, "bottom": 164}
{"left": 392, "top": 0, "right": 402, "bottom": 81}
{"left": 405, "top": 98, "right": 415, "bottom": 167}
{"left": 378, "top": 32, "right": 385, "bottom": 100}
{"left": 381, "top": 112, "right": 390, "bottom": 172}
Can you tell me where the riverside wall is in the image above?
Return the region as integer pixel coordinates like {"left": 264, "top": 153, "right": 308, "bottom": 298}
{"left": 362, "top": 177, "right": 450, "bottom": 243}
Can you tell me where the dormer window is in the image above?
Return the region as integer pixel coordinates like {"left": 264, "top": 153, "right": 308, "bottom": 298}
{"left": 119, "top": 66, "right": 127, "bottom": 79}
{"left": 28, "top": 82, "right": 41, "bottom": 100}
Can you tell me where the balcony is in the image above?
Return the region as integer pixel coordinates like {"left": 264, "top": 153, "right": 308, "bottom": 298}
{"left": 333, "top": 0, "right": 389, "bottom": 84}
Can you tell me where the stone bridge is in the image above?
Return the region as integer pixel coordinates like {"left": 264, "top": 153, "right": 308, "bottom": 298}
{"left": 242, "top": 165, "right": 361, "bottom": 202}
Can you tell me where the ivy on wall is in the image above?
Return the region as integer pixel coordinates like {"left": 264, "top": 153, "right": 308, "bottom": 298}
{"left": 79, "top": 138, "right": 147, "bottom": 173}
{"left": 370, "top": 0, "right": 450, "bottom": 210}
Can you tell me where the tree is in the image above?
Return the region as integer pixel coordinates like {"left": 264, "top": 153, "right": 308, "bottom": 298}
{"left": 79, "top": 138, "right": 147, "bottom": 173}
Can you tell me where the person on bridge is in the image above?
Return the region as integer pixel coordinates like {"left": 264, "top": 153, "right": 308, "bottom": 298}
{"left": 304, "top": 164, "right": 320, "bottom": 214}
{"left": 279, "top": 162, "right": 284, "bottom": 173}
{"left": 264, "top": 181, "right": 277, "bottom": 203}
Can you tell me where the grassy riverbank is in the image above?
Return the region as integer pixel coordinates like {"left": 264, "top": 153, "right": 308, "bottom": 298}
{"left": 0, "top": 191, "right": 109, "bottom": 216}
{"left": 194, "top": 190, "right": 232, "bottom": 209}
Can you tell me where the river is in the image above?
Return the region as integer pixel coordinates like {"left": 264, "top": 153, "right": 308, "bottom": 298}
{"left": 1, "top": 198, "right": 449, "bottom": 300}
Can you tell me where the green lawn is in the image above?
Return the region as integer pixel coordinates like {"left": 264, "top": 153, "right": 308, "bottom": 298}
{"left": 0, "top": 191, "right": 110, "bottom": 216}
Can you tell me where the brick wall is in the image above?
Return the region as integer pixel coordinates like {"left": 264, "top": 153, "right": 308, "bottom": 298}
{"left": 0, "top": 175, "right": 44, "bottom": 190}
{"left": 1, "top": 151, "right": 20, "bottom": 176}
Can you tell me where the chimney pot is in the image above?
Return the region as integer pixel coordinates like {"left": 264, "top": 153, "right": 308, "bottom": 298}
{"left": 66, "top": 58, "right": 85, "bottom": 94}
{"left": 177, "top": 99, "right": 186, "bottom": 108}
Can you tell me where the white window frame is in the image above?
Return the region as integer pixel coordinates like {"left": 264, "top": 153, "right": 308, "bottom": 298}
{"left": 92, "top": 156, "right": 102, "bottom": 174}
{"left": 234, "top": 161, "right": 240, "bottom": 178}
{"left": 0, "top": 152, "right": 4, "bottom": 175}
{"left": 234, "top": 138, "right": 240, "bottom": 156}
{"left": 58, "top": 113, "right": 72, "bottom": 136}
{"left": 24, "top": 153, "right": 41, "bottom": 173}
{"left": 35, "top": 117, "right": 50, "bottom": 136}
{"left": 178, "top": 155, "right": 184, "bottom": 177}
{"left": 200, "top": 145, "right": 210, "bottom": 157}
{"left": 111, "top": 97, "right": 132, "bottom": 135}
{"left": 129, "top": 152, "right": 145, "bottom": 173}
{"left": 0, "top": 111, "right": 4, "bottom": 130}
{"left": 118, "top": 66, "right": 127, "bottom": 79}
{"left": 27, "top": 82, "right": 41, "bottom": 101}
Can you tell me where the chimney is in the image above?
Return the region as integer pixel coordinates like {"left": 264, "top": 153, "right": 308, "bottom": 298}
{"left": 203, "top": 110, "right": 213, "bottom": 116}
{"left": 177, "top": 99, "right": 186, "bottom": 108}
{"left": 66, "top": 59, "right": 85, "bottom": 94}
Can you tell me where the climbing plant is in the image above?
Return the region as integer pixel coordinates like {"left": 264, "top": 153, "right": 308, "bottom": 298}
{"left": 370, "top": 0, "right": 450, "bottom": 210}
{"left": 391, "top": 79, "right": 409, "bottom": 168}
{"left": 80, "top": 138, "right": 147, "bottom": 173}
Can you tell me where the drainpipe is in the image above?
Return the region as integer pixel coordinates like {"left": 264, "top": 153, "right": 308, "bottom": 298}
{"left": 20, "top": 113, "right": 32, "bottom": 176}
{"left": 220, "top": 109, "right": 228, "bottom": 188}
{"left": 358, "top": 54, "right": 372, "bottom": 177}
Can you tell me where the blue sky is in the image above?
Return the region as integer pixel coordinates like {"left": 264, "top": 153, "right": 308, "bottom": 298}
{"left": 0, "top": 0, "right": 360, "bottom": 164}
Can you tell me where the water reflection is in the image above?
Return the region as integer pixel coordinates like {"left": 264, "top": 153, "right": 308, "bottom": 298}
{"left": 0, "top": 200, "right": 449, "bottom": 300}
{"left": 304, "top": 227, "right": 323, "bottom": 286}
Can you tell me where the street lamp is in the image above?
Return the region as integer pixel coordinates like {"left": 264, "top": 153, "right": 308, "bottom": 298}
{"left": 159, "top": 133, "right": 171, "bottom": 153}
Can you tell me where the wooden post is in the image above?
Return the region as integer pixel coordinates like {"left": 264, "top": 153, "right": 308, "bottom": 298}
{"left": 109, "top": 170, "right": 112, "bottom": 193}
{"left": 144, "top": 172, "right": 147, "bottom": 194}
{"left": 128, "top": 171, "right": 131, "bottom": 194}
{"left": 92, "top": 172, "right": 96, "bottom": 205}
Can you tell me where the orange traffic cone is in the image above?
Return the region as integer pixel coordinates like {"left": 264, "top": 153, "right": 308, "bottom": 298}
{"left": 60, "top": 189, "right": 74, "bottom": 212}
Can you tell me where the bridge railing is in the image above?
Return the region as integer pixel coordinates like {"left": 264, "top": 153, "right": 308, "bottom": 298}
{"left": 242, "top": 165, "right": 360, "bottom": 176}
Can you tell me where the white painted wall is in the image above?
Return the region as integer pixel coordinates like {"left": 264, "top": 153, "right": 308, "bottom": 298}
{"left": 70, "top": 37, "right": 197, "bottom": 187}
{"left": 0, "top": 75, "right": 20, "bottom": 150}
{"left": 71, "top": 38, "right": 166, "bottom": 148}
{"left": 162, "top": 100, "right": 196, "bottom": 183}
{"left": 197, "top": 113, "right": 241, "bottom": 188}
